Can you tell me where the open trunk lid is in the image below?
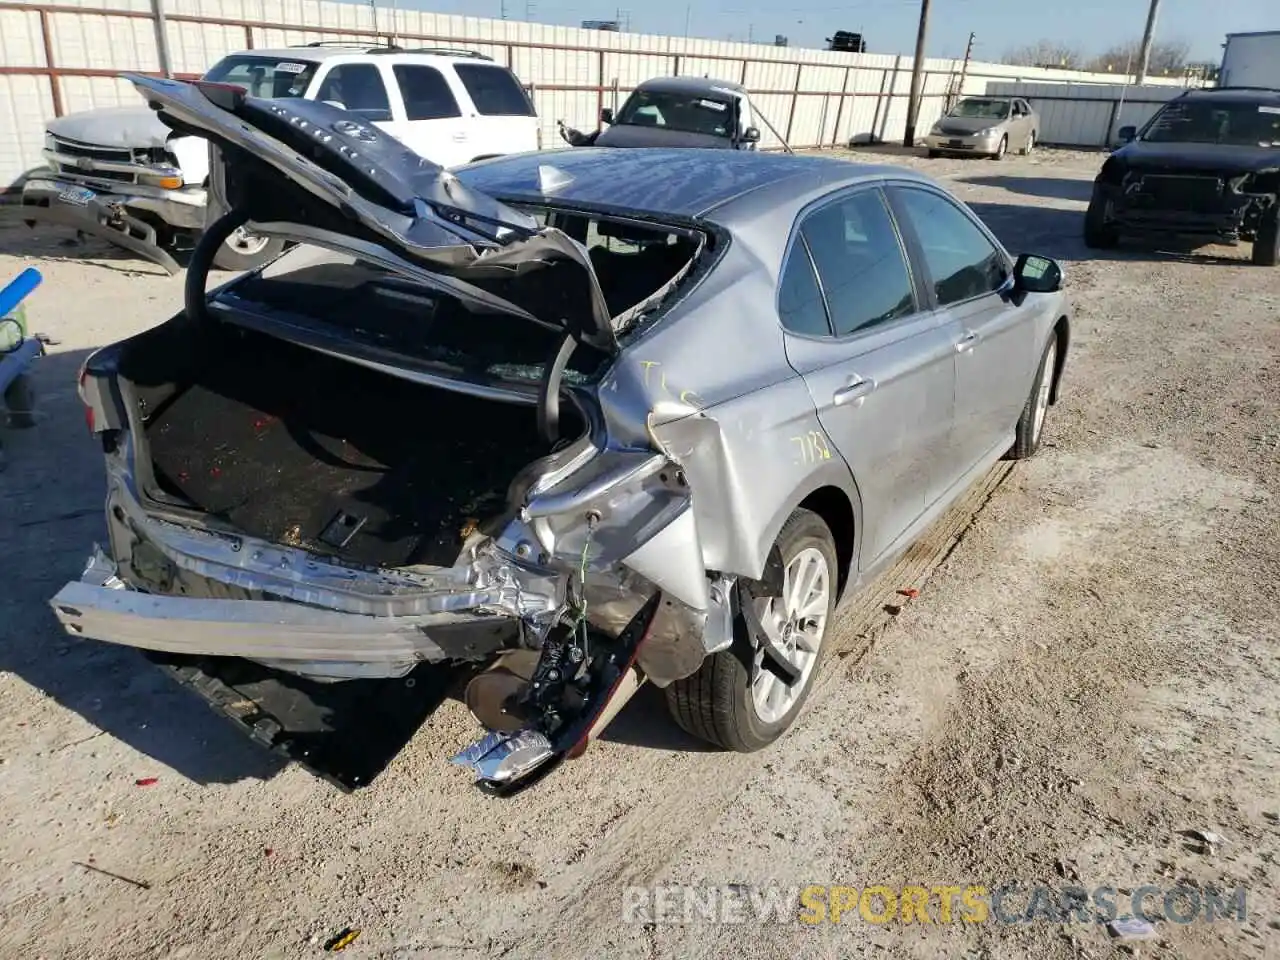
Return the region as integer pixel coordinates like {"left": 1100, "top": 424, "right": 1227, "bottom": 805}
{"left": 125, "top": 74, "right": 619, "bottom": 353}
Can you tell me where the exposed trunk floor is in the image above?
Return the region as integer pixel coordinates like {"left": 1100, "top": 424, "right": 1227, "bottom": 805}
{"left": 145, "top": 335, "right": 559, "bottom": 568}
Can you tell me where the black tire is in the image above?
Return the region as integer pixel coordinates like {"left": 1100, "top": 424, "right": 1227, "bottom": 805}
{"left": 927, "top": 149, "right": 941, "bottom": 158}
{"left": 211, "top": 230, "right": 285, "bottom": 272}
{"left": 1083, "top": 184, "right": 1119, "bottom": 249}
{"left": 665, "top": 508, "right": 837, "bottom": 752}
{"left": 1020, "top": 131, "right": 1036, "bottom": 155}
{"left": 991, "top": 135, "right": 1008, "bottom": 160}
{"left": 1252, "top": 207, "right": 1279, "bottom": 267}
{"left": 1006, "top": 335, "right": 1059, "bottom": 460}
{"left": 4, "top": 373, "right": 36, "bottom": 429}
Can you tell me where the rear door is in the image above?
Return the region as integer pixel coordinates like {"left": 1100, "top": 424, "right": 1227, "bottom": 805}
{"left": 779, "top": 185, "right": 956, "bottom": 568}
{"left": 450, "top": 62, "right": 540, "bottom": 160}
{"left": 887, "top": 183, "right": 1039, "bottom": 484}
{"left": 381, "top": 62, "right": 474, "bottom": 168}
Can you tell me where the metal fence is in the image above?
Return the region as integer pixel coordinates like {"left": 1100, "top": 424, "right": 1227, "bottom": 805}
{"left": 0, "top": 0, "right": 1197, "bottom": 188}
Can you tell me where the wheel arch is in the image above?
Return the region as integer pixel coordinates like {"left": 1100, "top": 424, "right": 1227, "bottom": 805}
{"left": 752, "top": 465, "right": 863, "bottom": 601}
{"left": 1049, "top": 313, "right": 1070, "bottom": 404}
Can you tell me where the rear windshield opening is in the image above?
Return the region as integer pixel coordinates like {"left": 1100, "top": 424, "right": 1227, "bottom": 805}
{"left": 218, "top": 211, "right": 701, "bottom": 386}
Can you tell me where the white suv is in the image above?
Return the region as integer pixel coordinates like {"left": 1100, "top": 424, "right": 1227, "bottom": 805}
{"left": 21, "top": 45, "right": 541, "bottom": 271}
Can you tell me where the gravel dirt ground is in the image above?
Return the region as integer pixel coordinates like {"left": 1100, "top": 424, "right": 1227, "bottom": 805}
{"left": 0, "top": 147, "right": 1277, "bottom": 960}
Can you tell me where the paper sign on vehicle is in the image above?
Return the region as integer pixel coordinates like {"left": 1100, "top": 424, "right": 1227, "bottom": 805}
{"left": 275, "top": 62, "right": 309, "bottom": 74}
{"left": 698, "top": 99, "right": 728, "bottom": 111}
{"left": 1259, "top": 105, "right": 1280, "bottom": 115}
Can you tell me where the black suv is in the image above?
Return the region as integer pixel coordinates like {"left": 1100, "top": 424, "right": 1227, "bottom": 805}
{"left": 1084, "top": 87, "right": 1280, "bottom": 266}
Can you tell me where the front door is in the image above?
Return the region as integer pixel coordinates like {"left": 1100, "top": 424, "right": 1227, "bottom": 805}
{"left": 887, "top": 184, "right": 1041, "bottom": 483}
{"left": 779, "top": 186, "right": 956, "bottom": 568}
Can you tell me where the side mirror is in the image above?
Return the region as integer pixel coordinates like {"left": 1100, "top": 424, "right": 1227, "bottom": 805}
{"left": 741, "top": 126, "right": 761, "bottom": 143}
{"left": 1013, "top": 253, "right": 1063, "bottom": 294}
{"left": 600, "top": 107, "right": 614, "bottom": 125}
{"left": 1117, "top": 125, "right": 1137, "bottom": 143}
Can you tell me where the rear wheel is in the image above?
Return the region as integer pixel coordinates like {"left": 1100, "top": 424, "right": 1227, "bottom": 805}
{"left": 1007, "top": 336, "right": 1058, "bottom": 460}
{"left": 1252, "top": 206, "right": 1280, "bottom": 267}
{"left": 1083, "top": 184, "right": 1119, "bottom": 249}
{"left": 665, "top": 508, "right": 836, "bottom": 752}
{"left": 211, "top": 225, "right": 285, "bottom": 272}
{"left": 1021, "top": 130, "right": 1036, "bottom": 155}
{"left": 927, "top": 149, "right": 941, "bottom": 158}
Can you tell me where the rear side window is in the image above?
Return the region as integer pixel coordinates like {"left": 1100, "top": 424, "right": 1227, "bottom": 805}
{"left": 777, "top": 242, "right": 830, "bottom": 336}
{"left": 392, "top": 65, "right": 462, "bottom": 120}
{"left": 314, "top": 64, "right": 392, "bottom": 121}
{"left": 799, "top": 190, "right": 916, "bottom": 337}
{"left": 454, "top": 64, "right": 536, "bottom": 117}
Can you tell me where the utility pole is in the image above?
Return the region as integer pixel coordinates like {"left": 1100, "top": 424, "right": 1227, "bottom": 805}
{"left": 1135, "top": 0, "right": 1161, "bottom": 84}
{"left": 949, "top": 31, "right": 974, "bottom": 112}
{"left": 902, "top": 0, "right": 932, "bottom": 148}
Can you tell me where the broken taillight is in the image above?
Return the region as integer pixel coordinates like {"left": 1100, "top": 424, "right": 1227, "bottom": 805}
{"left": 194, "top": 81, "right": 247, "bottom": 112}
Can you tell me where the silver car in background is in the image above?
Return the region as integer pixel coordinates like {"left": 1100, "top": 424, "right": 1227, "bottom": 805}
{"left": 926, "top": 96, "right": 1040, "bottom": 159}
{"left": 52, "top": 76, "right": 1070, "bottom": 794}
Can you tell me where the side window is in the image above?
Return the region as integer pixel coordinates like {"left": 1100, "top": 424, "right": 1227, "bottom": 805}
{"left": 392, "top": 64, "right": 462, "bottom": 120}
{"left": 453, "top": 64, "right": 536, "bottom": 117}
{"left": 777, "top": 240, "right": 831, "bottom": 337}
{"left": 891, "top": 187, "right": 1008, "bottom": 307}
{"left": 799, "top": 190, "right": 916, "bottom": 337}
{"left": 314, "top": 64, "right": 391, "bottom": 121}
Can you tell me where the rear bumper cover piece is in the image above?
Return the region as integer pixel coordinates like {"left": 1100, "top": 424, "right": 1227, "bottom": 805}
{"left": 8, "top": 175, "right": 205, "bottom": 275}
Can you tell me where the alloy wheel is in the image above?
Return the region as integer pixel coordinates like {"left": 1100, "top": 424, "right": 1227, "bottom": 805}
{"left": 1033, "top": 342, "right": 1057, "bottom": 444}
{"left": 750, "top": 547, "right": 830, "bottom": 724}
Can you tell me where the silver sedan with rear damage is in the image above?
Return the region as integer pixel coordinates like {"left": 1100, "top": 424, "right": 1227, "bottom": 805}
{"left": 51, "top": 75, "right": 1070, "bottom": 794}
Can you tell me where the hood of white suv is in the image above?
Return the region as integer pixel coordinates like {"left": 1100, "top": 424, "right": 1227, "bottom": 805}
{"left": 47, "top": 106, "right": 171, "bottom": 148}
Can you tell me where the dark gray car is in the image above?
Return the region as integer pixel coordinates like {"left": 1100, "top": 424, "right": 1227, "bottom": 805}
{"left": 52, "top": 76, "right": 1070, "bottom": 794}
{"left": 560, "top": 76, "right": 762, "bottom": 150}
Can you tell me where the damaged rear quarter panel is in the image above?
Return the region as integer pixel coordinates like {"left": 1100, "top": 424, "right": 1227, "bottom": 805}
{"left": 600, "top": 234, "right": 860, "bottom": 586}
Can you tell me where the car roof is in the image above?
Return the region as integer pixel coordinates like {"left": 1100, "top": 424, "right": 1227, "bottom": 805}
{"left": 633, "top": 76, "right": 748, "bottom": 97}
{"left": 1180, "top": 86, "right": 1280, "bottom": 104}
{"left": 456, "top": 147, "right": 931, "bottom": 223}
{"left": 227, "top": 47, "right": 500, "bottom": 66}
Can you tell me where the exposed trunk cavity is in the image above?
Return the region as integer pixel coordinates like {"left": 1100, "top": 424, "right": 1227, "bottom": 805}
{"left": 121, "top": 321, "right": 586, "bottom": 569}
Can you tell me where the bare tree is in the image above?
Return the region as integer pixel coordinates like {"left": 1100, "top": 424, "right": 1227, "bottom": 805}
{"left": 1002, "top": 40, "right": 1084, "bottom": 69}
{"left": 1087, "top": 39, "right": 1190, "bottom": 76}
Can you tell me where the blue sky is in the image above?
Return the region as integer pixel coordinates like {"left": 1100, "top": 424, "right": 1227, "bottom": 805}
{"left": 389, "top": 0, "right": 1273, "bottom": 63}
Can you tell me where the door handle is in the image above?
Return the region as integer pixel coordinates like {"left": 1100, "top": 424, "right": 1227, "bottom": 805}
{"left": 452, "top": 132, "right": 468, "bottom": 142}
{"left": 833, "top": 377, "right": 876, "bottom": 407}
{"left": 954, "top": 330, "right": 979, "bottom": 353}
